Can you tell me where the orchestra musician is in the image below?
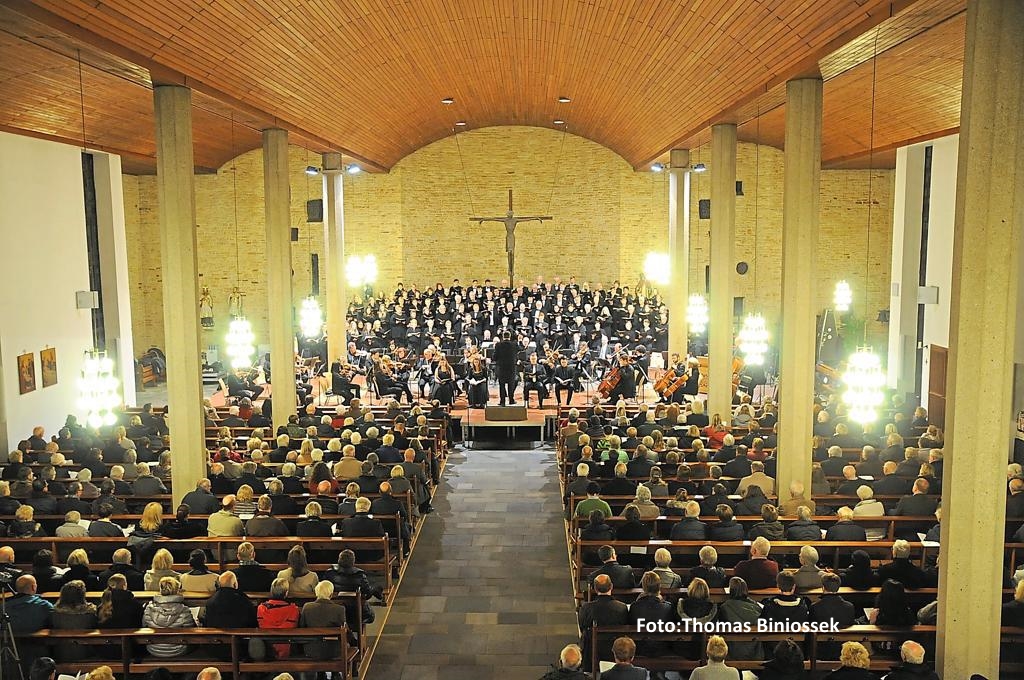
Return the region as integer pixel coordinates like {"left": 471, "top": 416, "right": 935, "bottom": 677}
{"left": 373, "top": 355, "right": 409, "bottom": 403}
{"left": 432, "top": 355, "right": 457, "bottom": 406}
{"left": 225, "top": 367, "right": 264, "bottom": 400}
{"left": 330, "top": 360, "right": 361, "bottom": 405}
{"left": 466, "top": 355, "right": 490, "bottom": 408}
{"left": 604, "top": 352, "right": 637, "bottom": 403}
{"left": 552, "top": 355, "right": 577, "bottom": 406}
{"left": 522, "top": 352, "right": 549, "bottom": 409}
{"left": 416, "top": 348, "right": 437, "bottom": 400}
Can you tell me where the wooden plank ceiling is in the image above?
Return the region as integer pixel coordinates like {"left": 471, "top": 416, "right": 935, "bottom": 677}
{"left": 0, "top": 0, "right": 966, "bottom": 173}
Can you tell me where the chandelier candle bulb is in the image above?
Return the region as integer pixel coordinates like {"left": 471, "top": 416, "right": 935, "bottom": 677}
{"left": 738, "top": 313, "right": 769, "bottom": 365}
{"left": 843, "top": 347, "right": 886, "bottom": 423}
{"left": 225, "top": 317, "right": 256, "bottom": 369}
{"left": 79, "top": 350, "right": 121, "bottom": 428}
{"left": 686, "top": 294, "right": 709, "bottom": 334}
{"left": 834, "top": 280, "right": 853, "bottom": 312}
{"left": 299, "top": 296, "right": 323, "bottom": 339}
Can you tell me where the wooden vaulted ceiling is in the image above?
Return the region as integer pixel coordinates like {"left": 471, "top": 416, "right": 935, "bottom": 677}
{"left": 0, "top": 0, "right": 966, "bottom": 173}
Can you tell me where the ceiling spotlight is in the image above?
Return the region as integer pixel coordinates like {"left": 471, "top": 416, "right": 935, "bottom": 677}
{"left": 651, "top": 163, "right": 665, "bottom": 172}
{"left": 346, "top": 164, "right": 362, "bottom": 175}
{"left": 553, "top": 119, "right": 565, "bottom": 125}
{"left": 441, "top": 97, "right": 454, "bottom": 105}
{"left": 557, "top": 96, "right": 572, "bottom": 103}
{"left": 305, "top": 166, "right": 320, "bottom": 176}
{"left": 692, "top": 162, "right": 707, "bottom": 173}
{"left": 455, "top": 121, "right": 468, "bottom": 127}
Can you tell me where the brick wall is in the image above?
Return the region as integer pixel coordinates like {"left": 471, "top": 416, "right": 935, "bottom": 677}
{"left": 123, "top": 126, "right": 893, "bottom": 355}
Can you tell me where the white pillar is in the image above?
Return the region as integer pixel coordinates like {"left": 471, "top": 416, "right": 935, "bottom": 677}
{"left": 937, "top": 1, "right": 1024, "bottom": 676}
{"left": 777, "top": 78, "right": 823, "bottom": 498}
{"left": 707, "top": 124, "right": 736, "bottom": 420}
{"left": 668, "top": 149, "right": 691, "bottom": 358}
{"left": 263, "top": 129, "right": 297, "bottom": 429}
{"left": 322, "top": 153, "right": 346, "bottom": 365}
{"left": 153, "top": 85, "right": 205, "bottom": 506}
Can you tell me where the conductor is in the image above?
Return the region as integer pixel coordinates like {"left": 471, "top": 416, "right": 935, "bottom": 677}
{"left": 493, "top": 331, "right": 519, "bottom": 406}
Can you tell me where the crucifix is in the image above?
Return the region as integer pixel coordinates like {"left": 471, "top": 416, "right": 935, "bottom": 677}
{"left": 470, "top": 189, "right": 552, "bottom": 282}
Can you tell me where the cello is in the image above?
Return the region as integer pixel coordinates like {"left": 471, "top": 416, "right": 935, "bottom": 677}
{"left": 598, "top": 366, "right": 621, "bottom": 398}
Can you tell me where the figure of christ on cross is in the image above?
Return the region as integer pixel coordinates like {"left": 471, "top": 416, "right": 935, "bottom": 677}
{"left": 470, "top": 189, "right": 552, "bottom": 282}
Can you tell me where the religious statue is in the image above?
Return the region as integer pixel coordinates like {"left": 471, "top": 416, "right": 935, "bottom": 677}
{"left": 228, "top": 286, "right": 245, "bottom": 319}
{"left": 471, "top": 189, "right": 552, "bottom": 282}
{"left": 199, "top": 286, "right": 214, "bottom": 329}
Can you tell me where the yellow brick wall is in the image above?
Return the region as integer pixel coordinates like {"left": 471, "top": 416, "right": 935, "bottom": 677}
{"left": 123, "top": 125, "right": 893, "bottom": 355}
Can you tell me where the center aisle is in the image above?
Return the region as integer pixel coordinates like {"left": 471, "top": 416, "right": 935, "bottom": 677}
{"left": 365, "top": 445, "right": 579, "bottom": 680}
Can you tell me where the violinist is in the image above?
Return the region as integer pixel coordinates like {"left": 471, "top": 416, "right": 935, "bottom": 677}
{"left": 374, "top": 355, "right": 409, "bottom": 403}
{"left": 522, "top": 352, "right": 549, "bottom": 409}
{"left": 552, "top": 355, "right": 577, "bottom": 406}
{"left": 330, "top": 361, "right": 361, "bottom": 405}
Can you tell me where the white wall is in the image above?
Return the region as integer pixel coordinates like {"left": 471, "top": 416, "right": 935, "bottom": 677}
{"left": 0, "top": 132, "right": 95, "bottom": 450}
{"left": 887, "top": 146, "right": 925, "bottom": 392}
{"left": 919, "top": 134, "right": 958, "bottom": 403}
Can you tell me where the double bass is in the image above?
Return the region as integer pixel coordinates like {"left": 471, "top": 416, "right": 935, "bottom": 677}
{"left": 597, "top": 366, "right": 621, "bottom": 398}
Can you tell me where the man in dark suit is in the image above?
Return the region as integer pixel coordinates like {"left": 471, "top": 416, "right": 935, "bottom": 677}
{"left": 577, "top": 574, "right": 629, "bottom": 671}
{"left": 811, "top": 572, "right": 856, "bottom": 659}
{"left": 894, "top": 479, "right": 939, "bottom": 517}
{"left": 896, "top": 450, "right": 923, "bottom": 478}
{"left": 203, "top": 571, "right": 258, "bottom": 629}
{"left": 56, "top": 483, "right": 91, "bottom": 516}
{"left": 625, "top": 449, "right": 653, "bottom": 479}
{"left": 25, "top": 480, "right": 57, "bottom": 516}
{"left": 669, "top": 501, "right": 708, "bottom": 540}
{"left": 627, "top": 571, "right": 676, "bottom": 657}
{"left": 181, "top": 479, "right": 221, "bottom": 514}
{"left": 313, "top": 481, "right": 340, "bottom": 514}
{"left": 586, "top": 546, "right": 636, "bottom": 591}
{"left": 230, "top": 542, "right": 276, "bottom": 593}
{"left": 821, "top": 447, "right": 848, "bottom": 477}
{"left": 825, "top": 506, "right": 868, "bottom": 541}
{"left": 493, "top": 332, "right": 519, "bottom": 406}
{"left": 98, "top": 548, "right": 146, "bottom": 590}
{"left": 876, "top": 540, "right": 928, "bottom": 589}
{"left": 873, "top": 462, "right": 912, "bottom": 496}
{"left": 234, "top": 463, "right": 268, "bottom": 494}
{"left": 722, "top": 448, "right": 753, "bottom": 478}
{"left": 601, "top": 464, "right": 638, "bottom": 497}
{"left": 338, "top": 497, "right": 386, "bottom": 562}
{"left": 836, "top": 466, "right": 866, "bottom": 496}
{"left": 1008, "top": 478, "right": 1024, "bottom": 518}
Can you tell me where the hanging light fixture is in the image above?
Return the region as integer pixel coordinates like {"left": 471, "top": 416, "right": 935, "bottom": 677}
{"left": 346, "top": 254, "right": 378, "bottom": 289}
{"left": 225, "top": 114, "right": 255, "bottom": 367}
{"left": 77, "top": 351, "right": 120, "bottom": 428}
{"left": 225, "top": 318, "right": 256, "bottom": 369}
{"left": 299, "top": 296, "right": 323, "bottom": 338}
{"left": 687, "top": 294, "right": 709, "bottom": 334}
{"left": 834, "top": 280, "right": 853, "bottom": 312}
{"left": 737, "top": 106, "right": 770, "bottom": 366}
{"left": 843, "top": 347, "right": 885, "bottom": 422}
{"left": 643, "top": 252, "right": 670, "bottom": 286}
{"left": 738, "top": 314, "right": 770, "bottom": 365}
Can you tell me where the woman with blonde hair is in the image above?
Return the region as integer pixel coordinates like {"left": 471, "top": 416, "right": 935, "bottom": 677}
{"left": 277, "top": 544, "right": 319, "bottom": 594}
{"left": 144, "top": 548, "right": 181, "bottom": 590}
{"left": 297, "top": 501, "right": 333, "bottom": 537}
{"left": 234, "top": 484, "right": 257, "bottom": 515}
{"left": 297, "top": 438, "right": 315, "bottom": 466}
{"left": 61, "top": 548, "right": 101, "bottom": 590}
{"left": 132, "top": 501, "right": 165, "bottom": 542}
{"left": 388, "top": 465, "right": 412, "bottom": 496}
{"left": 142, "top": 577, "right": 196, "bottom": 657}
{"left": 690, "top": 635, "right": 737, "bottom": 679}
{"left": 8, "top": 504, "right": 44, "bottom": 537}
{"left": 650, "top": 429, "right": 665, "bottom": 452}
{"left": 824, "top": 641, "right": 875, "bottom": 679}
{"left": 631, "top": 485, "right": 661, "bottom": 519}
{"left": 339, "top": 482, "right": 361, "bottom": 516}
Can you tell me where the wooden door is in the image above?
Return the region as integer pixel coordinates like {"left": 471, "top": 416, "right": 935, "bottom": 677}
{"left": 928, "top": 345, "right": 947, "bottom": 428}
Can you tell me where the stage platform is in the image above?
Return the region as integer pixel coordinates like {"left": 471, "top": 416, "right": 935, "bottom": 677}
{"left": 459, "top": 407, "right": 548, "bottom": 442}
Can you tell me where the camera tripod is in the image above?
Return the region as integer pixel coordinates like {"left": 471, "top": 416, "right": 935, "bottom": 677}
{"left": 0, "top": 576, "right": 24, "bottom": 680}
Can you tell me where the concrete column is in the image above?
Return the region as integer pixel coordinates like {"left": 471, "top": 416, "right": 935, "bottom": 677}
{"left": 91, "top": 153, "right": 137, "bottom": 406}
{"left": 668, "top": 149, "right": 691, "bottom": 359}
{"left": 322, "top": 153, "right": 346, "bottom": 365}
{"left": 886, "top": 146, "right": 925, "bottom": 395}
{"left": 707, "top": 124, "right": 736, "bottom": 420}
{"left": 777, "top": 78, "right": 822, "bottom": 499}
{"left": 153, "top": 85, "right": 205, "bottom": 506}
{"left": 937, "top": 1, "right": 1024, "bottom": 676}
{"left": 263, "top": 129, "right": 297, "bottom": 429}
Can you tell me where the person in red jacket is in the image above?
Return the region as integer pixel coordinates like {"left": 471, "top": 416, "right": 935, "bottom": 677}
{"left": 256, "top": 577, "right": 300, "bottom": 659}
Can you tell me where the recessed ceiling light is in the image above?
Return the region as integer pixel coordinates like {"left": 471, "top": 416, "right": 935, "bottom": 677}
{"left": 557, "top": 96, "right": 571, "bottom": 103}
{"left": 346, "top": 164, "right": 362, "bottom": 175}
{"left": 441, "top": 97, "right": 455, "bottom": 105}
{"left": 553, "top": 119, "right": 565, "bottom": 125}
{"left": 651, "top": 163, "right": 664, "bottom": 172}
{"left": 455, "top": 121, "right": 467, "bottom": 127}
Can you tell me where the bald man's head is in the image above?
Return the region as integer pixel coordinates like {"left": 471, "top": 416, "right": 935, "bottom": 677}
{"left": 218, "top": 571, "right": 238, "bottom": 589}
{"left": 0, "top": 546, "right": 14, "bottom": 564}
{"left": 15, "top": 574, "right": 36, "bottom": 594}
{"left": 559, "top": 644, "right": 583, "bottom": 671}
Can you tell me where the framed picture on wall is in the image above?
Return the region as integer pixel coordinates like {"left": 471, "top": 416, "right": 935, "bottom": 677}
{"left": 40, "top": 347, "right": 57, "bottom": 388}
{"left": 17, "top": 352, "right": 36, "bottom": 394}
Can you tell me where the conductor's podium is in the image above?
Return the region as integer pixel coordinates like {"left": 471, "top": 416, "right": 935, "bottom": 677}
{"left": 485, "top": 404, "right": 528, "bottom": 421}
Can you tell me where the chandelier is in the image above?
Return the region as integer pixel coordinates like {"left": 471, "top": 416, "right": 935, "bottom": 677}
{"left": 738, "top": 314, "right": 769, "bottom": 365}
{"left": 834, "top": 280, "right": 853, "bottom": 312}
{"left": 225, "top": 317, "right": 256, "bottom": 369}
{"left": 299, "top": 296, "right": 323, "bottom": 338}
{"left": 643, "top": 252, "right": 670, "bottom": 285}
{"left": 843, "top": 347, "right": 885, "bottom": 423}
{"left": 686, "top": 294, "right": 709, "bottom": 334}
{"left": 77, "top": 351, "right": 120, "bottom": 428}
{"left": 346, "top": 254, "right": 378, "bottom": 289}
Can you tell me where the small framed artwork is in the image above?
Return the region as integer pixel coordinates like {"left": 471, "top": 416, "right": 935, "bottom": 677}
{"left": 40, "top": 347, "right": 57, "bottom": 388}
{"left": 17, "top": 352, "right": 36, "bottom": 394}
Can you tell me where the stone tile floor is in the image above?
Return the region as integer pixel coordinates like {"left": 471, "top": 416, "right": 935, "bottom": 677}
{"left": 364, "top": 446, "right": 579, "bottom": 680}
